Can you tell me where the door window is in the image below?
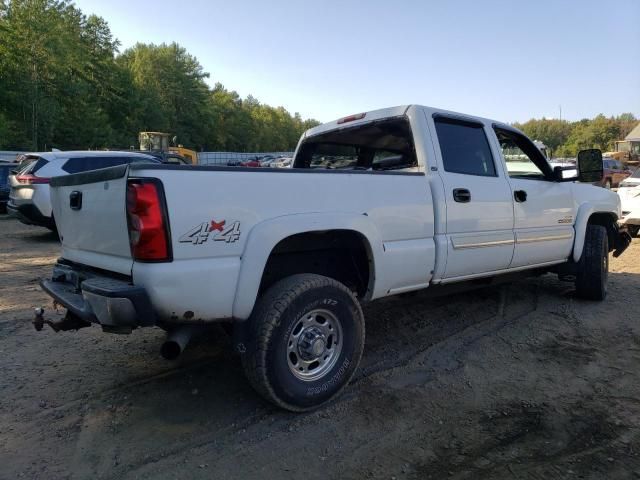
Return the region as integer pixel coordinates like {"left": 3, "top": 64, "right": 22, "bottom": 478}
{"left": 434, "top": 118, "right": 496, "bottom": 176}
{"left": 494, "top": 128, "right": 551, "bottom": 180}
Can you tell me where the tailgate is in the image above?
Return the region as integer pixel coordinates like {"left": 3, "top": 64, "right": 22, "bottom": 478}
{"left": 50, "top": 165, "right": 133, "bottom": 275}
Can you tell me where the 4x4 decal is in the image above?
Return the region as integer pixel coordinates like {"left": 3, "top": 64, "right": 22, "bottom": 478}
{"left": 179, "top": 219, "right": 241, "bottom": 244}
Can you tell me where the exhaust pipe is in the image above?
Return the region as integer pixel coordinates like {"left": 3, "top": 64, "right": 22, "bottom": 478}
{"left": 160, "top": 326, "right": 194, "bottom": 360}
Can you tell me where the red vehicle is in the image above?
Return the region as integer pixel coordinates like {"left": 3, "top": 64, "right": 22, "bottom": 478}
{"left": 239, "top": 155, "right": 277, "bottom": 168}
{"left": 239, "top": 156, "right": 262, "bottom": 168}
{"left": 595, "top": 157, "right": 632, "bottom": 189}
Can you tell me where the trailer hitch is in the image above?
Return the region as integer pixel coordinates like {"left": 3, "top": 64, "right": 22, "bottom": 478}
{"left": 33, "top": 307, "right": 91, "bottom": 332}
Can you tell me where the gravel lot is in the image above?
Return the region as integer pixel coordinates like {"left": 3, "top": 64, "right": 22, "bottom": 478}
{"left": 1, "top": 215, "right": 640, "bottom": 480}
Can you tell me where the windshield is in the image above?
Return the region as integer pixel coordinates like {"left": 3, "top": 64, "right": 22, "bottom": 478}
{"left": 295, "top": 117, "right": 417, "bottom": 171}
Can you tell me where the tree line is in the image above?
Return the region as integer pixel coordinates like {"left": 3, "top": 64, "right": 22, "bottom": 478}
{"left": 513, "top": 114, "right": 637, "bottom": 159}
{"left": 1, "top": 1, "right": 636, "bottom": 156}
{"left": 0, "top": 0, "right": 319, "bottom": 152}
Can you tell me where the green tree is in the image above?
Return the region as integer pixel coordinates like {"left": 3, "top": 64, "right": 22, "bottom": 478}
{"left": 513, "top": 118, "right": 572, "bottom": 158}
{"left": 0, "top": 1, "right": 319, "bottom": 153}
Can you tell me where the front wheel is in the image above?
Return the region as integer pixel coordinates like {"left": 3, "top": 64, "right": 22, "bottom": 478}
{"left": 575, "top": 224, "right": 609, "bottom": 300}
{"left": 241, "top": 274, "right": 365, "bottom": 411}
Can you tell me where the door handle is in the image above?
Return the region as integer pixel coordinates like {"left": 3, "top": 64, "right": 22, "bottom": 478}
{"left": 514, "top": 190, "right": 527, "bottom": 202}
{"left": 453, "top": 188, "right": 471, "bottom": 203}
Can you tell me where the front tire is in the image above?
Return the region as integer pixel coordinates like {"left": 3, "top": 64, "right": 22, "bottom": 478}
{"left": 575, "top": 224, "right": 609, "bottom": 300}
{"left": 241, "top": 274, "right": 365, "bottom": 411}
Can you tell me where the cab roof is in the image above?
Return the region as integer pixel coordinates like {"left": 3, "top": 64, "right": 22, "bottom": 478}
{"left": 304, "top": 104, "right": 516, "bottom": 138}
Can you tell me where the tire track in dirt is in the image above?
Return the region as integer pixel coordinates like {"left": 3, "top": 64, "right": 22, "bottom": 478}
{"left": 108, "top": 283, "right": 543, "bottom": 479}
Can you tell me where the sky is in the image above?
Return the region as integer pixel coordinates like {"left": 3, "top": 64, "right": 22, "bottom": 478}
{"left": 75, "top": 0, "right": 640, "bottom": 124}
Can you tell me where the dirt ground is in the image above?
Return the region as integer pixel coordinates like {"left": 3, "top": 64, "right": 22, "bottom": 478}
{"left": 2, "top": 215, "right": 640, "bottom": 480}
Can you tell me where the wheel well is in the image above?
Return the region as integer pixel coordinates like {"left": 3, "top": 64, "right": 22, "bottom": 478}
{"left": 259, "top": 230, "right": 372, "bottom": 298}
{"left": 588, "top": 212, "right": 617, "bottom": 251}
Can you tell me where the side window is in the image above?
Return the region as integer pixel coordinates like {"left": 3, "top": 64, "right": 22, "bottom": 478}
{"left": 494, "top": 128, "right": 550, "bottom": 180}
{"left": 62, "top": 157, "right": 133, "bottom": 174}
{"left": 434, "top": 118, "right": 496, "bottom": 176}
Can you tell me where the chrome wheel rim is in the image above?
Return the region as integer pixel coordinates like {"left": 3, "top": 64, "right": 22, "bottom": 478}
{"left": 287, "top": 309, "right": 343, "bottom": 381}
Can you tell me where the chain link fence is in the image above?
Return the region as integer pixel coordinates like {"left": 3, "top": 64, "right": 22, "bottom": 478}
{"left": 197, "top": 152, "right": 294, "bottom": 165}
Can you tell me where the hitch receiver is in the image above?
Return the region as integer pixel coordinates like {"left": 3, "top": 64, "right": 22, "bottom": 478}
{"left": 33, "top": 307, "right": 91, "bottom": 332}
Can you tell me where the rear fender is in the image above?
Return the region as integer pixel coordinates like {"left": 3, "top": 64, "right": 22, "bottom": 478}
{"left": 232, "top": 213, "right": 382, "bottom": 320}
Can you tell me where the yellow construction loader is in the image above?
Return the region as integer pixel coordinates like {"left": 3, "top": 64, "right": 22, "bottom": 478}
{"left": 139, "top": 132, "right": 198, "bottom": 164}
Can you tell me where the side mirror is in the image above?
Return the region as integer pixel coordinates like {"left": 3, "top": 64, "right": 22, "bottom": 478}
{"left": 577, "top": 149, "right": 603, "bottom": 183}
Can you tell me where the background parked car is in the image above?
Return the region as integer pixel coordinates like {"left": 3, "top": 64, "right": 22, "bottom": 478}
{"left": 7, "top": 151, "right": 160, "bottom": 231}
{"left": 239, "top": 156, "right": 263, "bottom": 168}
{"left": 270, "top": 156, "right": 293, "bottom": 168}
{"left": 0, "top": 161, "right": 15, "bottom": 213}
{"left": 617, "top": 170, "right": 640, "bottom": 236}
{"left": 258, "top": 156, "right": 280, "bottom": 167}
{"left": 596, "top": 157, "right": 632, "bottom": 188}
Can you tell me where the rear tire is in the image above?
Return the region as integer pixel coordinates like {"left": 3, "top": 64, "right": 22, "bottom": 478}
{"left": 575, "top": 225, "right": 609, "bottom": 300}
{"left": 240, "top": 274, "right": 364, "bottom": 411}
{"left": 629, "top": 225, "right": 640, "bottom": 238}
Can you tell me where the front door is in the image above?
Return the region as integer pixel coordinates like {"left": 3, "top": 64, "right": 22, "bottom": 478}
{"left": 492, "top": 127, "right": 575, "bottom": 268}
{"left": 432, "top": 116, "right": 515, "bottom": 279}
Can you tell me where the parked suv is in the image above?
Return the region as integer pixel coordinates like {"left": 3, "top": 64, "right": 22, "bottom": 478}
{"left": 0, "top": 161, "right": 16, "bottom": 213}
{"left": 597, "top": 157, "right": 631, "bottom": 189}
{"left": 7, "top": 151, "right": 159, "bottom": 230}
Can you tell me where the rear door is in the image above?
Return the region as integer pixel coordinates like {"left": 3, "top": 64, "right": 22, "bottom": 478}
{"left": 431, "top": 115, "right": 515, "bottom": 279}
{"left": 492, "top": 126, "right": 574, "bottom": 267}
{"left": 50, "top": 165, "right": 133, "bottom": 275}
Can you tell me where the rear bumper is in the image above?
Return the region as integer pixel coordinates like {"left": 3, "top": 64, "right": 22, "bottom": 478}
{"left": 40, "top": 262, "right": 156, "bottom": 331}
{"left": 7, "top": 201, "right": 52, "bottom": 227}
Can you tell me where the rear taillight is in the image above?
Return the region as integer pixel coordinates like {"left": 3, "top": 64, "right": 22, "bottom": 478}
{"left": 16, "top": 174, "right": 50, "bottom": 184}
{"left": 126, "top": 179, "right": 172, "bottom": 262}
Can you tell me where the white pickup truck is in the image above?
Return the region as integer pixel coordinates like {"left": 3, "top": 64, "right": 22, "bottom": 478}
{"left": 39, "top": 105, "right": 630, "bottom": 411}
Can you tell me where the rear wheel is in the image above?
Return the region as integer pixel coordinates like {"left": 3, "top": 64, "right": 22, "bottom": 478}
{"left": 629, "top": 225, "right": 640, "bottom": 238}
{"left": 241, "top": 274, "right": 364, "bottom": 411}
{"left": 575, "top": 224, "right": 609, "bottom": 300}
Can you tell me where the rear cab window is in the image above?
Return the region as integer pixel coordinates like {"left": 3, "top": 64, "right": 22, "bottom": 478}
{"left": 293, "top": 117, "right": 418, "bottom": 172}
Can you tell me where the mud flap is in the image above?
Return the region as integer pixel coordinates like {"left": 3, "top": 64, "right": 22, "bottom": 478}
{"left": 613, "top": 229, "right": 631, "bottom": 258}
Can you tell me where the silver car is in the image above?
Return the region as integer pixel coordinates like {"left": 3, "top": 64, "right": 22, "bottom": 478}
{"left": 7, "top": 151, "right": 159, "bottom": 231}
